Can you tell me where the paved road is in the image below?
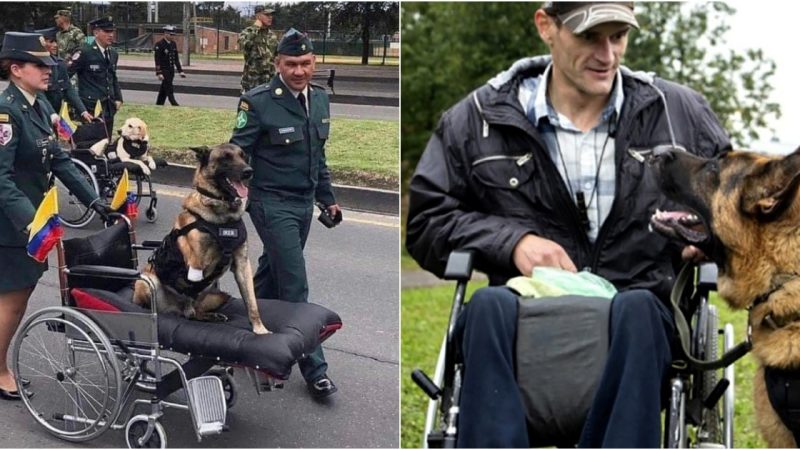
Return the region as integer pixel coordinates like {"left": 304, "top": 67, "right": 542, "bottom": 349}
{"left": 1, "top": 183, "right": 399, "bottom": 448}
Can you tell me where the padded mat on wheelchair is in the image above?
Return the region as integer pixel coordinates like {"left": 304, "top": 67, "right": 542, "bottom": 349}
{"left": 70, "top": 287, "right": 342, "bottom": 379}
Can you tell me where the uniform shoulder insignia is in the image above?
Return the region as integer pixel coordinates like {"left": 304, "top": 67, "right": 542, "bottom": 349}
{"left": 71, "top": 50, "right": 82, "bottom": 61}
{"left": 0, "top": 113, "right": 8, "bottom": 123}
{"left": 238, "top": 100, "right": 250, "bottom": 112}
{"left": 249, "top": 84, "right": 271, "bottom": 96}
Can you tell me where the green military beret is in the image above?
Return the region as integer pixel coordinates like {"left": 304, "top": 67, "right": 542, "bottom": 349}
{"left": 277, "top": 28, "right": 313, "bottom": 56}
{"left": 54, "top": 9, "right": 72, "bottom": 19}
{"left": 254, "top": 5, "right": 275, "bottom": 15}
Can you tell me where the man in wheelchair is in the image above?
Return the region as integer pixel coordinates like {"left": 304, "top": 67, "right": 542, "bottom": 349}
{"left": 406, "top": 2, "right": 732, "bottom": 447}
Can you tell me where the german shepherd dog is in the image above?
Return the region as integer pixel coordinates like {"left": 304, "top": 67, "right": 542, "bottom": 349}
{"left": 133, "top": 143, "right": 269, "bottom": 335}
{"left": 651, "top": 147, "right": 800, "bottom": 447}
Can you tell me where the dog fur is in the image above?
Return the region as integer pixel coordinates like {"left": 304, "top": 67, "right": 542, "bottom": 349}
{"left": 90, "top": 117, "right": 157, "bottom": 175}
{"left": 652, "top": 147, "right": 800, "bottom": 447}
{"left": 133, "top": 143, "right": 269, "bottom": 335}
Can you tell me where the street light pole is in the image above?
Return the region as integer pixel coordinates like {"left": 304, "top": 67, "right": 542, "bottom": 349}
{"left": 216, "top": 6, "right": 220, "bottom": 59}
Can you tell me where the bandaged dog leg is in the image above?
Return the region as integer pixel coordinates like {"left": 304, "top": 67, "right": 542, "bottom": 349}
{"left": 188, "top": 266, "right": 204, "bottom": 281}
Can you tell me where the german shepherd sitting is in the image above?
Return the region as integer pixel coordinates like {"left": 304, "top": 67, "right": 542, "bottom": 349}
{"left": 651, "top": 147, "right": 800, "bottom": 447}
{"left": 133, "top": 143, "right": 269, "bottom": 335}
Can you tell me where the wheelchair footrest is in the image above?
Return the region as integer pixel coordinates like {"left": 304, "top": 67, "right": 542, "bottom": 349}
{"left": 186, "top": 376, "right": 227, "bottom": 436}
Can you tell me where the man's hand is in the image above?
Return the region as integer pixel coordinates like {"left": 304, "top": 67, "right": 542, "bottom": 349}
{"left": 327, "top": 204, "right": 342, "bottom": 220}
{"left": 681, "top": 245, "right": 708, "bottom": 263}
{"left": 115, "top": 101, "right": 123, "bottom": 111}
{"left": 179, "top": 72, "right": 187, "bottom": 78}
{"left": 512, "top": 234, "right": 577, "bottom": 276}
{"left": 80, "top": 111, "right": 93, "bottom": 122}
{"left": 157, "top": 74, "right": 164, "bottom": 81}
{"left": 253, "top": 19, "right": 263, "bottom": 28}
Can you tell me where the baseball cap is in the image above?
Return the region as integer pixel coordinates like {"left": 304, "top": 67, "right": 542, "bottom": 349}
{"left": 543, "top": 2, "right": 639, "bottom": 34}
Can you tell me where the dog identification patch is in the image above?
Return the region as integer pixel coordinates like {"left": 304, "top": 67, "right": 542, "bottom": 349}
{"left": 236, "top": 110, "right": 247, "bottom": 129}
{"left": 278, "top": 127, "right": 295, "bottom": 134}
{"left": 0, "top": 124, "right": 12, "bottom": 146}
{"left": 219, "top": 228, "right": 239, "bottom": 238}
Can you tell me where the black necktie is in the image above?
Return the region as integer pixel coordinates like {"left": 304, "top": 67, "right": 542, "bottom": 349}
{"left": 103, "top": 49, "right": 110, "bottom": 65}
{"left": 32, "top": 100, "right": 43, "bottom": 121}
{"left": 298, "top": 92, "right": 308, "bottom": 117}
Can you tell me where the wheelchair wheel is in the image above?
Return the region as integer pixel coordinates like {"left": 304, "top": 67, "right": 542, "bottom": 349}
{"left": 56, "top": 158, "right": 99, "bottom": 228}
{"left": 12, "top": 307, "right": 122, "bottom": 442}
{"left": 206, "top": 368, "right": 237, "bottom": 409}
{"left": 698, "top": 305, "right": 723, "bottom": 445}
{"left": 125, "top": 415, "right": 166, "bottom": 448}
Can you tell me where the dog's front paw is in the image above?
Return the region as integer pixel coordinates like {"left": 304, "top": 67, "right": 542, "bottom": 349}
{"left": 253, "top": 323, "right": 271, "bottom": 335}
{"left": 141, "top": 165, "right": 151, "bottom": 176}
{"left": 148, "top": 160, "right": 156, "bottom": 170}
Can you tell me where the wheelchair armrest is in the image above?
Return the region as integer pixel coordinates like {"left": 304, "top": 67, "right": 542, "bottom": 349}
{"left": 67, "top": 265, "right": 141, "bottom": 281}
{"left": 696, "top": 263, "right": 718, "bottom": 296}
{"left": 443, "top": 251, "right": 473, "bottom": 281}
{"left": 134, "top": 240, "right": 161, "bottom": 251}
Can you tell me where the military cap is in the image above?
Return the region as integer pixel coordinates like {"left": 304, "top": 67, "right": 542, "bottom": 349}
{"left": 54, "top": 9, "right": 72, "bottom": 19}
{"left": 0, "top": 32, "right": 57, "bottom": 66}
{"left": 543, "top": 2, "right": 639, "bottom": 35}
{"left": 163, "top": 25, "right": 177, "bottom": 35}
{"left": 89, "top": 17, "right": 116, "bottom": 31}
{"left": 277, "top": 28, "right": 313, "bottom": 56}
{"left": 35, "top": 27, "right": 59, "bottom": 41}
{"left": 254, "top": 6, "right": 276, "bottom": 15}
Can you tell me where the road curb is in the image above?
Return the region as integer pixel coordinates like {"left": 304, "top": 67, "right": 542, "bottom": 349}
{"left": 150, "top": 163, "right": 399, "bottom": 216}
{"left": 119, "top": 64, "right": 399, "bottom": 83}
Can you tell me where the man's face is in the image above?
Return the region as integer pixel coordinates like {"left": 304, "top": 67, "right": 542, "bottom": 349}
{"left": 165, "top": 33, "right": 173, "bottom": 42}
{"left": 257, "top": 12, "right": 273, "bottom": 27}
{"left": 276, "top": 52, "right": 315, "bottom": 91}
{"left": 55, "top": 16, "right": 67, "bottom": 30}
{"left": 94, "top": 28, "right": 115, "bottom": 47}
{"left": 541, "top": 13, "right": 630, "bottom": 99}
{"left": 44, "top": 38, "right": 58, "bottom": 56}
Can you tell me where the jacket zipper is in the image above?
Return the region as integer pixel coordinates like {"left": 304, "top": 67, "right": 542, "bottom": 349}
{"left": 471, "top": 153, "right": 532, "bottom": 168}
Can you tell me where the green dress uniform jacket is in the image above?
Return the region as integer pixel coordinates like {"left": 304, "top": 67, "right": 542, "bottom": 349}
{"left": 230, "top": 76, "right": 335, "bottom": 205}
{"left": 44, "top": 55, "right": 88, "bottom": 116}
{"left": 0, "top": 83, "right": 98, "bottom": 247}
{"left": 69, "top": 42, "right": 122, "bottom": 135}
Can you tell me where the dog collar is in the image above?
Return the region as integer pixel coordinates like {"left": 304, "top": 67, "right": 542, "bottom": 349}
{"left": 196, "top": 186, "right": 242, "bottom": 208}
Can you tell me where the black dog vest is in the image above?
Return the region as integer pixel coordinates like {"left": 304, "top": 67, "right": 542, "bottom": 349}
{"left": 107, "top": 137, "right": 149, "bottom": 160}
{"left": 765, "top": 366, "right": 800, "bottom": 444}
{"left": 149, "top": 211, "right": 247, "bottom": 298}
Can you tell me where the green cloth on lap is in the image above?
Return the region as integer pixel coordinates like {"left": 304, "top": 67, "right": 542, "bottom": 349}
{"left": 507, "top": 267, "right": 617, "bottom": 299}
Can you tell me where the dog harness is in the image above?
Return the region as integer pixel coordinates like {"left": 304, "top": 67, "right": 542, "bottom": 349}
{"left": 765, "top": 367, "right": 800, "bottom": 445}
{"left": 149, "top": 211, "right": 247, "bottom": 298}
{"left": 107, "top": 136, "right": 149, "bottom": 160}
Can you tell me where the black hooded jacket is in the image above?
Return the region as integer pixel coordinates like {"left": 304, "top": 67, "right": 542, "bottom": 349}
{"left": 406, "top": 56, "right": 731, "bottom": 301}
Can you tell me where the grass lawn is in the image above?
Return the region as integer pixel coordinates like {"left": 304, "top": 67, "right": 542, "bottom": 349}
{"left": 119, "top": 104, "right": 399, "bottom": 189}
{"left": 400, "top": 280, "right": 767, "bottom": 448}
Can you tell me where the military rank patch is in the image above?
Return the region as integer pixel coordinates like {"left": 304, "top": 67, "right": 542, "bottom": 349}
{"left": 0, "top": 124, "right": 12, "bottom": 146}
{"left": 239, "top": 101, "right": 250, "bottom": 112}
{"left": 236, "top": 110, "right": 248, "bottom": 129}
{"left": 71, "top": 51, "right": 81, "bottom": 60}
{"left": 0, "top": 113, "right": 8, "bottom": 123}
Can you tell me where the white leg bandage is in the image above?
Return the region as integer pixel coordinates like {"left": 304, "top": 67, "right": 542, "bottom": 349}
{"left": 188, "top": 267, "right": 204, "bottom": 282}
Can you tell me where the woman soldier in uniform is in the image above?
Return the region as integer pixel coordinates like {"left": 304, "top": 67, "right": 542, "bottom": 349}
{"left": 0, "top": 32, "right": 111, "bottom": 400}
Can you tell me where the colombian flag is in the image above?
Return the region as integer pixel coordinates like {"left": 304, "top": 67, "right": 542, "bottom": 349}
{"left": 26, "top": 188, "right": 64, "bottom": 263}
{"left": 55, "top": 101, "right": 77, "bottom": 140}
{"left": 111, "top": 169, "right": 138, "bottom": 220}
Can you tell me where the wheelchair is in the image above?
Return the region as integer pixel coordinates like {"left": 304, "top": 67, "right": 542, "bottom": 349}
{"left": 55, "top": 120, "right": 162, "bottom": 228}
{"left": 412, "top": 251, "right": 750, "bottom": 448}
{"left": 11, "top": 215, "right": 342, "bottom": 448}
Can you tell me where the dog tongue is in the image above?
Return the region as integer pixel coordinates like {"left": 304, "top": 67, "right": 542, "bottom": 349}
{"left": 232, "top": 181, "right": 249, "bottom": 198}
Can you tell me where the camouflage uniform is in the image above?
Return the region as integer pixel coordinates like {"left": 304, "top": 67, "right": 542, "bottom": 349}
{"left": 57, "top": 24, "right": 85, "bottom": 59}
{"left": 238, "top": 25, "right": 278, "bottom": 93}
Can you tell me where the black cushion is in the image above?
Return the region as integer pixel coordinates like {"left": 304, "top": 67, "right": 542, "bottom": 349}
{"left": 78, "top": 287, "right": 342, "bottom": 379}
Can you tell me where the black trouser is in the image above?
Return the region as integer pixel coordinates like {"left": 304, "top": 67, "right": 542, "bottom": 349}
{"left": 82, "top": 97, "right": 116, "bottom": 139}
{"left": 156, "top": 71, "right": 179, "bottom": 106}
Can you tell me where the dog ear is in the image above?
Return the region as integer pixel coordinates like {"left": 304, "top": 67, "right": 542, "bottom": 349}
{"left": 741, "top": 148, "right": 800, "bottom": 220}
{"left": 190, "top": 146, "right": 211, "bottom": 166}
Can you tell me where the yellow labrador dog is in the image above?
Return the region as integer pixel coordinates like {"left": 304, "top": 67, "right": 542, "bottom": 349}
{"left": 90, "top": 117, "right": 156, "bottom": 175}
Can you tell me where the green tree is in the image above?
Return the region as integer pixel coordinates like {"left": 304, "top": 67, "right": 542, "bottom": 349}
{"left": 332, "top": 2, "right": 399, "bottom": 64}
{"left": 401, "top": 2, "right": 781, "bottom": 183}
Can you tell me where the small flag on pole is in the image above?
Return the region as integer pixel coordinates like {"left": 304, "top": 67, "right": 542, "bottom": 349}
{"left": 111, "top": 169, "right": 138, "bottom": 219}
{"left": 26, "top": 188, "right": 64, "bottom": 263}
{"left": 55, "top": 101, "right": 77, "bottom": 140}
{"left": 94, "top": 100, "right": 103, "bottom": 117}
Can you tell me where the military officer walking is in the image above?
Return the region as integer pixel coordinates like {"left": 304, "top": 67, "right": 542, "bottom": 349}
{"left": 154, "top": 25, "right": 186, "bottom": 106}
{"left": 36, "top": 27, "right": 92, "bottom": 122}
{"left": 238, "top": 5, "right": 278, "bottom": 93}
{"left": 68, "top": 17, "right": 122, "bottom": 138}
{"left": 54, "top": 10, "right": 85, "bottom": 59}
{"left": 0, "top": 32, "right": 111, "bottom": 400}
{"left": 230, "top": 29, "right": 342, "bottom": 399}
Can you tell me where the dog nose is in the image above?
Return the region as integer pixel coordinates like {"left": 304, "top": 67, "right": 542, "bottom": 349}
{"left": 242, "top": 167, "right": 254, "bottom": 180}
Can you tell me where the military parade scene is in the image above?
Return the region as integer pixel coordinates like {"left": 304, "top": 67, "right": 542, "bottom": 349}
{"left": 0, "top": 2, "right": 398, "bottom": 448}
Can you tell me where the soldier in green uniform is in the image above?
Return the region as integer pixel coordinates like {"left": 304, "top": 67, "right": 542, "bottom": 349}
{"left": 68, "top": 17, "right": 123, "bottom": 138}
{"left": 238, "top": 5, "right": 279, "bottom": 93}
{"left": 54, "top": 10, "right": 85, "bottom": 59}
{"left": 36, "top": 27, "right": 92, "bottom": 121}
{"left": 0, "top": 32, "right": 111, "bottom": 400}
{"left": 230, "top": 29, "right": 342, "bottom": 399}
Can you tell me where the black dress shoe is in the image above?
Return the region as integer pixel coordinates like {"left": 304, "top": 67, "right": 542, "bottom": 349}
{"left": 0, "top": 387, "right": 22, "bottom": 401}
{"left": 307, "top": 375, "right": 337, "bottom": 399}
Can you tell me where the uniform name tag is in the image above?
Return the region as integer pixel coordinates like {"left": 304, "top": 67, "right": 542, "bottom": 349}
{"left": 279, "top": 127, "right": 295, "bottom": 134}
{"left": 219, "top": 228, "right": 238, "bottom": 238}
